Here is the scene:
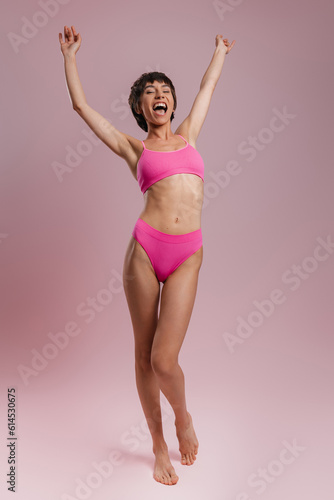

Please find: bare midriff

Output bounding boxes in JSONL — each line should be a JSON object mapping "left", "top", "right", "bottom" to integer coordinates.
{"left": 138, "top": 173, "right": 204, "bottom": 235}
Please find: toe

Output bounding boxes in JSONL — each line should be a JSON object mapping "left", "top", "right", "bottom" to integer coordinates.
{"left": 169, "top": 468, "right": 178, "bottom": 484}
{"left": 153, "top": 473, "right": 160, "bottom": 483}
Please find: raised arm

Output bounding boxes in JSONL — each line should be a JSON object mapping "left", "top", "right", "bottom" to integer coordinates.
{"left": 58, "top": 26, "right": 138, "bottom": 175}
{"left": 175, "top": 35, "right": 235, "bottom": 145}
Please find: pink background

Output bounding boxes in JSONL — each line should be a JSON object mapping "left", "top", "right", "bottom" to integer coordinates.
{"left": 1, "top": 0, "right": 333, "bottom": 498}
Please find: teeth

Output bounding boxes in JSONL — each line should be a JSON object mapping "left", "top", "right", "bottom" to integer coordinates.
{"left": 153, "top": 103, "right": 167, "bottom": 110}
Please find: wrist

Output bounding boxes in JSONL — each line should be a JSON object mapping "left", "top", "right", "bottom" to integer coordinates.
{"left": 215, "top": 45, "right": 227, "bottom": 56}
{"left": 63, "top": 52, "right": 76, "bottom": 62}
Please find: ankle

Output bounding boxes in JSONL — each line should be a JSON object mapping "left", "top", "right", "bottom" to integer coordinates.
{"left": 152, "top": 438, "right": 168, "bottom": 454}
{"left": 174, "top": 411, "right": 190, "bottom": 430}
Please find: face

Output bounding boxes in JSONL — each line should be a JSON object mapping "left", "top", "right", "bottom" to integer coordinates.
{"left": 137, "top": 80, "right": 175, "bottom": 125}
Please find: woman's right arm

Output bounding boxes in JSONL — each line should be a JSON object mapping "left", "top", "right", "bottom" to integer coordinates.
{"left": 59, "top": 26, "right": 138, "bottom": 173}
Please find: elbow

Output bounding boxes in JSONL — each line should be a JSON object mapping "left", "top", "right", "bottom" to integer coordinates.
{"left": 73, "top": 104, "right": 81, "bottom": 113}
{"left": 73, "top": 102, "right": 87, "bottom": 114}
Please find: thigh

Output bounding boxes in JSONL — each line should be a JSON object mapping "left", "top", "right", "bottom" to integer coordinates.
{"left": 152, "top": 246, "right": 203, "bottom": 359}
{"left": 123, "top": 236, "right": 161, "bottom": 358}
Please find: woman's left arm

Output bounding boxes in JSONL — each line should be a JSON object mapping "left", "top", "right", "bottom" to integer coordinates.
{"left": 201, "top": 35, "right": 235, "bottom": 88}
{"left": 175, "top": 35, "right": 235, "bottom": 144}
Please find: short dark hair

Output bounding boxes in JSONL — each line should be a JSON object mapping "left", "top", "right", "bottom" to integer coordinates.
{"left": 128, "top": 72, "right": 177, "bottom": 132}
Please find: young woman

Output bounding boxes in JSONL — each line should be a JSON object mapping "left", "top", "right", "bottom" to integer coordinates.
{"left": 59, "top": 26, "right": 235, "bottom": 486}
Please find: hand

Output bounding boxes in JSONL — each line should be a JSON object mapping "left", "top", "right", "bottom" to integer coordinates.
{"left": 215, "top": 34, "right": 235, "bottom": 54}
{"left": 59, "top": 25, "right": 81, "bottom": 57}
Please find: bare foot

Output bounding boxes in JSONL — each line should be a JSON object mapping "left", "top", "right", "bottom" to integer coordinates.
{"left": 153, "top": 444, "right": 179, "bottom": 485}
{"left": 175, "top": 412, "right": 199, "bottom": 465}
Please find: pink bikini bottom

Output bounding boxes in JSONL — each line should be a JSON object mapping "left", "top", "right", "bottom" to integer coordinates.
{"left": 132, "top": 218, "right": 203, "bottom": 283}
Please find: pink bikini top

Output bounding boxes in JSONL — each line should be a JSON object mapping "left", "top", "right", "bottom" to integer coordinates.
{"left": 137, "top": 134, "right": 204, "bottom": 194}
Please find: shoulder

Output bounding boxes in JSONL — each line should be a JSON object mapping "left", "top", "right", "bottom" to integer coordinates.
{"left": 174, "top": 125, "right": 197, "bottom": 149}
{"left": 121, "top": 134, "right": 144, "bottom": 173}
{"left": 125, "top": 134, "right": 144, "bottom": 155}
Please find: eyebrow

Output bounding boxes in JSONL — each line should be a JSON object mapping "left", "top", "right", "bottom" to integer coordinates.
{"left": 144, "top": 84, "right": 170, "bottom": 90}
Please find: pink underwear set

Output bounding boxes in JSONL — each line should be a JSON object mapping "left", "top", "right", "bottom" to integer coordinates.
{"left": 132, "top": 134, "right": 204, "bottom": 283}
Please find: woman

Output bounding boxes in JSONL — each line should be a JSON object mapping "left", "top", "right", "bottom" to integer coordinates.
{"left": 59, "top": 26, "right": 235, "bottom": 486}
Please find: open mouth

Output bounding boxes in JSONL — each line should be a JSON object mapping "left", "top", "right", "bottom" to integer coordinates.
{"left": 153, "top": 102, "right": 167, "bottom": 115}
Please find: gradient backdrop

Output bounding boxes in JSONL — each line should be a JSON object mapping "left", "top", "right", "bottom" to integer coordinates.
{"left": 1, "top": 0, "right": 334, "bottom": 498}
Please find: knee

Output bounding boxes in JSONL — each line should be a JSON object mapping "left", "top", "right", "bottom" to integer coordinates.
{"left": 151, "top": 351, "right": 177, "bottom": 377}
{"left": 135, "top": 351, "right": 153, "bottom": 373}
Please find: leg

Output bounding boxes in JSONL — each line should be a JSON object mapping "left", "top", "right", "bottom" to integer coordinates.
{"left": 123, "top": 236, "right": 179, "bottom": 485}
{"left": 151, "top": 246, "right": 203, "bottom": 465}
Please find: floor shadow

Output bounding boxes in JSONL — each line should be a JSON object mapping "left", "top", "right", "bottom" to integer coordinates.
{"left": 107, "top": 446, "right": 181, "bottom": 469}
{"left": 113, "top": 447, "right": 155, "bottom": 469}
